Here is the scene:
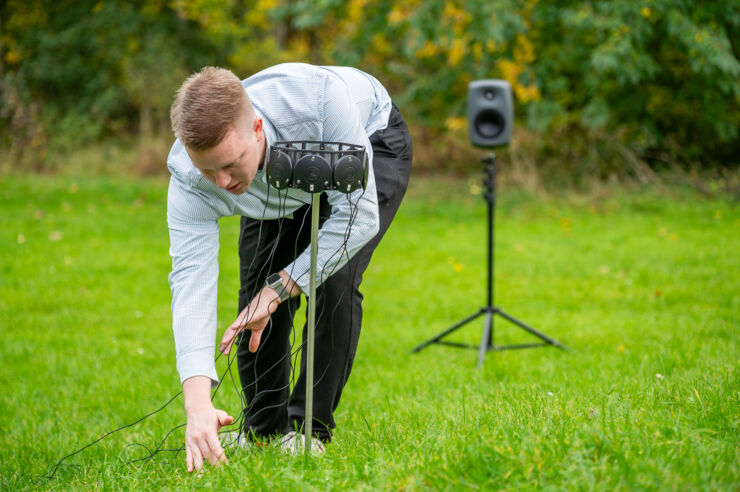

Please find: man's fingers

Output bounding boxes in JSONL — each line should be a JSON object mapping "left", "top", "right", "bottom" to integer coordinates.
{"left": 249, "top": 328, "right": 263, "bottom": 353}
{"left": 219, "top": 306, "right": 254, "bottom": 353}
{"left": 219, "top": 326, "right": 238, "bottom": 354}
{"left": 191, "top": 444, "right": 204, "bottom": 472}
{"left": 216, "top": 410, "right": 234, "bottom": 428}
{"left": 206, "top": 434, "right": 228, "bottom": 467}
{"left": 186, "top": 445, "right": 193, "bottom": 473}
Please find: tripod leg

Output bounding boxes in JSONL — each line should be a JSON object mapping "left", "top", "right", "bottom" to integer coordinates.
{"left": 411, "top": 309, "right": 486, "bottom": 353}
{"left": 477, "top": 309, "right": 493, "bottom": 368}
{"left": 495, "top": 308, "right": 571, "bottom": 352}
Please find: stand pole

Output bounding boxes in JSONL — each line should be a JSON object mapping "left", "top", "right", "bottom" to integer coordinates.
{"left": 304, "top": 193, "right": 320, "bottom": 457}
{"left": 412, "top": 153, "right": 570, "bottom": 363}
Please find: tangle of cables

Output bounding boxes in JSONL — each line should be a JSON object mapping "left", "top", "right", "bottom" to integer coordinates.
{"left": 42, "top": 142, "right": 369, "bottom": 483}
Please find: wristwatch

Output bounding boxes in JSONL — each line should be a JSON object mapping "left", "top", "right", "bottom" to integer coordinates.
{"left": 265, "top": 273, "right": 291, "bottom": 303}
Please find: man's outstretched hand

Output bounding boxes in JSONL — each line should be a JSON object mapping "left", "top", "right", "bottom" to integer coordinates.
{"left": 219, "top": 286, "right": 280, "bottom": 355}
{"left": 183, "top": 376, "right": 233, "bottom": 473}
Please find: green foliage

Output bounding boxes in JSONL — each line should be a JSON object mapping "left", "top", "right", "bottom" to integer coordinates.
{"left": 1, "top": 0, "right": 738, "bottom": 170}
{"left": 1, "top": 0, "right": 219, "bottom": 162}
{"left": 526, "top": 1, "right": 740, "bottom": 164}
{"left": 1, "top": 175, "right": 738, "bottom": 489}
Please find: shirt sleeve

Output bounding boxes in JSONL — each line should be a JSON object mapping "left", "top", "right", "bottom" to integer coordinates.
{"left": 167, "top": 176, "right": 221, "bottom": 386}
{"left": 283, "top": 75, "right": 381, "bottom": 292}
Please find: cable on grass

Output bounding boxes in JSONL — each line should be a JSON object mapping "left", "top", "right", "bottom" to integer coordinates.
{"left": 42, "top": 184, "right": 369, "bottom": 481}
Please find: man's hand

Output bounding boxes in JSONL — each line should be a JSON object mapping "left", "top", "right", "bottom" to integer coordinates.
{"left": 183, "top": 376, "right": 233, "bottom": 473}
{"left": 219, "top": 286, "right": 280, "bottom": 355}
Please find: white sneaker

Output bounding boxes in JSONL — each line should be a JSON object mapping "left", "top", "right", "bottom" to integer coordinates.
{"left": 220, "top": 431, "right": 269, "bottom": 450}
{"left": 277, "top": 431, "right": 326, "bottom": 455}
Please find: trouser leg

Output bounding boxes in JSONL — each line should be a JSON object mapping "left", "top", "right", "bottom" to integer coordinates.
{"left": 287, "top": 103, "right": 413, "bottom": 441}
{"left": 237, "top": 103, "right": 413, "bottom": 442}
{"left": 236, "top": 214, "right": 307, "bottom": 439}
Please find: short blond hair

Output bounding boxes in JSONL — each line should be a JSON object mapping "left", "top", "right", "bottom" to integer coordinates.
{"left": 170, "top": 67, "right": 255, "bottom": 150}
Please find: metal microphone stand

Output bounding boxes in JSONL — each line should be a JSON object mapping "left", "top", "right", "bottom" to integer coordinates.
{"left": 303, "top": 193, "right": 320, "bottom": 457}
{"left": 412, "top": 153, "right": 569, "bottom": 366}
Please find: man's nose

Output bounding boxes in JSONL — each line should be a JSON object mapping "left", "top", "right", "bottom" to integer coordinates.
{"left": 215, "top": 170, "right": 230, "bottom": 188}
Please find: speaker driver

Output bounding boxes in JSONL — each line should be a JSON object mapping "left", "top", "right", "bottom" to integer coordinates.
{"left": 475, "top": 109, "right": 505, "bottom": 139}
{"left": 333, "top": 154, "right": 364, "bottom": 193}
{"left": 265, "top": 149, "right": 293, "bottom": 189}
{"left": 293, "top": 154, "right": 332, "bottom": 193}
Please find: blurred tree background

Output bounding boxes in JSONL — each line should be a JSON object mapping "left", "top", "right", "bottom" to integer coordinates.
{"left": 1, "top": 0, "right": 738, "bottom": 183}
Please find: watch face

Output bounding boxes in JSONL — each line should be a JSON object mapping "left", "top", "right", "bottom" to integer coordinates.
{"left": 266, "top": 274, "right": 287, "bottom": 301}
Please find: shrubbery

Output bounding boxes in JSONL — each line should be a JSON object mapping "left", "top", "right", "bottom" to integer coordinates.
{"left": 1, "top": 0, "right": 738, "bottom": 174}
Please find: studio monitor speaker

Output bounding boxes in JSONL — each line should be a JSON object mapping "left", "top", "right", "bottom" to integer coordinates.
{"left": 467, "top": 79, "right": 513, "bottom": 148}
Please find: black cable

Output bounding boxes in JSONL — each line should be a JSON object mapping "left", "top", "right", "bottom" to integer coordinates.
{"left": 44, "top": 390, "right": 182, "bottom": 480}
{"left": 43, "top": 177, "right": 370, "bottom": 482}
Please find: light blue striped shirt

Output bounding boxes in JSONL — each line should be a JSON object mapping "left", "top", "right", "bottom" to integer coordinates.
{"left": 167, "top": 63, "right": 393, "bottom": 384}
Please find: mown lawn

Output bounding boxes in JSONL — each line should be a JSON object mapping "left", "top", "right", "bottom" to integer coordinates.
{"left": 1, "top": 173, "right": 737, "bottom": 490}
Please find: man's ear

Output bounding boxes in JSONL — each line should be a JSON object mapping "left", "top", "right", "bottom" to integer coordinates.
{"left": 253, "top": 117, "right": 264, "bottom": 141}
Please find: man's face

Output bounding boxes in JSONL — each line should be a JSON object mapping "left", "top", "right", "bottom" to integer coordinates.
{"left": 187, "top": 114, "right": 266, "bottom": 195}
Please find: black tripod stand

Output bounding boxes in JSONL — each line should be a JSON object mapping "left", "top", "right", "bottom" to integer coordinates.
{"left": 412, "top": 153, "right": 569, "bottom": 367}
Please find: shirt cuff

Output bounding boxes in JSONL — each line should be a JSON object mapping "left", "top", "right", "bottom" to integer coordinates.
{"left": 177, "top": 351, "right": 219, "bottom": 388}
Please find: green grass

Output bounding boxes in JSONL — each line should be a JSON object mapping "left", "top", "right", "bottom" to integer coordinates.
{"left": 1, "top": 173, "right": 738, "bottom": 490}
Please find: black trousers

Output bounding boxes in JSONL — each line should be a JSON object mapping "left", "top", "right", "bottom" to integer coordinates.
{"left": 236, "top": 104, "right": 413, "bottom": 441}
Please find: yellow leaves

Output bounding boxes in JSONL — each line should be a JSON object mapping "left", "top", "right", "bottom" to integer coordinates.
{"left": 288, "top": 35, "right": 311, "bottom": 59}
{"left": 246, "top": 0, "right": 278, "bottom": 28}
{"left": 495, "top": 35, "right": 540, "bottom": 103}
{"left": 486, "top": 39, "right": 496, "bottom": 53}
{"left": 371, "top": 33, "right": 391, "bottom": 56}
{"left": 4, "top": 50, "right": 22, "bottom": 65}
{"left": 445, "top": 116, "right": 466, "bottom": 132}
{"left": 513, "top": 34, "right": 535, "bottom": 64}
{"left": 515, "top": 84, "right": 541, "bottom": 103}
{"left": 5, "top": 0, "right": 48, "bottom": 30}
{"left": 497, "top": 59, "right": 522, "bottom": 85}
{"left": 641, "top": 6, "right": 652, "bottom": 19}
{"left": 387, "top": 7, "right": 407, "bottom": 25}
{"left": 417, "top": 33, "right": 471, "bottom": 66}
{"left": 443, "top": 2, "right": 470, "bottom": 24}
{"left": 93, "top": 2, "right": 104, "bottom": 13}
{"left": 443, "top": 1, "right": 472, "bottom": 36}
{"left": 472, "top": 43, "right": 483, "bottom": 61}
{"left": 416, "top": 40, "right": 440, "bottom": 59}
{"left": 347, "top": 0, "right": 369, "bottom": 26}
{"left": 448, "top": 37, "right": 467, "bottom": 65}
